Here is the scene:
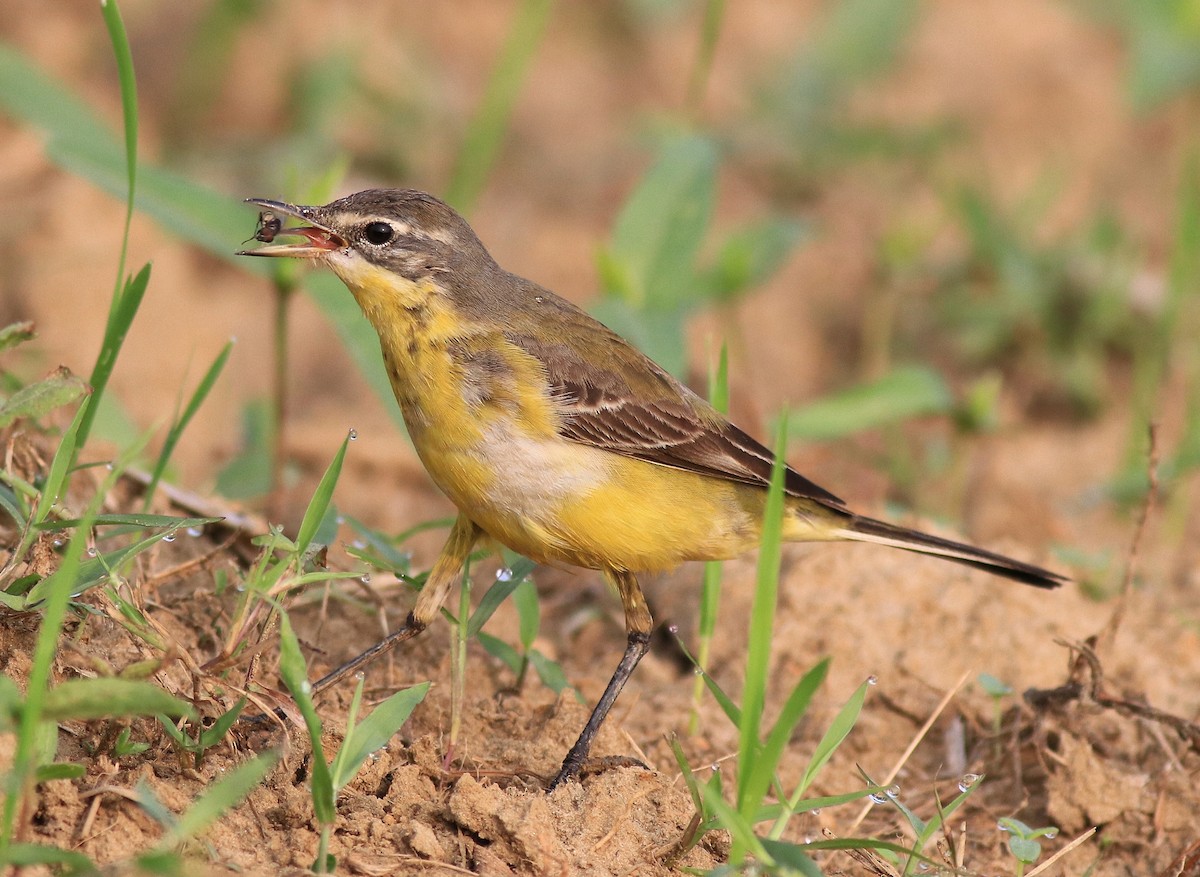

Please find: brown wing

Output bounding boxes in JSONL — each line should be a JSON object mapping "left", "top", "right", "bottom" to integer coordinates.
{"left": 501, "top": 294, "right": 846, "bottom": 509}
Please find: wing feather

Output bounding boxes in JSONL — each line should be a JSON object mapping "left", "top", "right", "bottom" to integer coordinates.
{"left": 504, "top": 318, "right": 845, "bottom": 509}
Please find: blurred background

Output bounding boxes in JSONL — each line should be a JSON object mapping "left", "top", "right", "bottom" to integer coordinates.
{"left": 1, "top": 0, "right": 1198, "bottom": 591}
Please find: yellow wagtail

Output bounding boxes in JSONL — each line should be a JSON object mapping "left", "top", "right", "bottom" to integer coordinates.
{"left": 238, "top": 188, "right": 1064, "bottom": 790}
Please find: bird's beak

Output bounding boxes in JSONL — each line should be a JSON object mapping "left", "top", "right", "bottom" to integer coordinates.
{"left": 235, "top": 198, "right": 347, "bottom": 258}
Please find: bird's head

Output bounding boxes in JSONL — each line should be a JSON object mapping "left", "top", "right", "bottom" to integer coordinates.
{"left": 238, "top": 189, "right": 494, "bottom": 315}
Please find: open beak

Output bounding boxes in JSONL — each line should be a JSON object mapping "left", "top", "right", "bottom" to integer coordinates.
{"left": 235, "top": 198, "right": 347, "bottom": 258}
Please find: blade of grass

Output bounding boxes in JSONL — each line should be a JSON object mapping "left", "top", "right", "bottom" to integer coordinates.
{"left": 466, "top": 557, "right": 536, "bottom": 638}
{"left": 155, "top": 750, "right": 278, "bottom": 851}
{"left": 444, "top": 0, "right": 555, "bottom": 213}
{"left": 277, "top": 612, "right": 334, "bottom": 827}
{"left": 78, "top": 263, "right": 151, "bottom": 450}
{"left": 293, "top": 433, "right": 349, "bottom": 556}
{"left": 690, "top": 343, "right": 729, "bottom": 734}
{"left": 329, "top": 682, "right": 429, "bottom": 792}
{"left": 735, "top": 416, "right": 788, "bottom": 827}
{"left": 100, "top": 0, "right": 137, "bottom": 306}
{"left": 740, "top": 658, "right": 830, "bottom": 819}
{"left": 686, "top": 0, "right": 726, "bottom": 116}
{"left": 42, "top": 679, "right": 193, "bottom": 722}
{"left": 142, "top": 339, "right": 233, "bottom": 511}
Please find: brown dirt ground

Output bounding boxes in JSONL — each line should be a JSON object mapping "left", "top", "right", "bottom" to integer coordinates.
{"left": 3, "top": 2, "right": 1200, "bottom": 875}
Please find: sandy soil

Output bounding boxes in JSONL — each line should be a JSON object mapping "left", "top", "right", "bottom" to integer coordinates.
{"left": 3, "top": 2, "right": 1200, "bottom": 875}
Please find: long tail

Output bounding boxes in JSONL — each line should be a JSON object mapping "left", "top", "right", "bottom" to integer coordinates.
{"left": 836, "top": 515, "right": 1065, "bottom": 589}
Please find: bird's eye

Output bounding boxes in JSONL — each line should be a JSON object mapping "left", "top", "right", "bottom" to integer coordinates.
{"left": 363, "top": 222, "right": 395, "bottom": 245}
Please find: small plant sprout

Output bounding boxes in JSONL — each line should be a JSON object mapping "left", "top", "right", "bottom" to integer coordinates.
{"left": 998, "top": 817, "right": 1059, "bottom": 876}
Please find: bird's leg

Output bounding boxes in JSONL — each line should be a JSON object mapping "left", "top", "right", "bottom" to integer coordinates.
{"left": 312, "top": 514, "right": 481, "bottom": 696}
{"left": 549, "top": 568, "right": 653, "bottom": 790}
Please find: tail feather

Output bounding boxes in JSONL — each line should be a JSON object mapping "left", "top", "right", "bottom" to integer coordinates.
{"left": 837, "top": 515, "right": 1065, "bottom": 589}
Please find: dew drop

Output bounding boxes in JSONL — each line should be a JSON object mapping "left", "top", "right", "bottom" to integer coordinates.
{"left": 352, "top": 539, "right": 367, "bottom": 550}
{"left": 885, "top": 783, "right": 901, "bottom": 799}
{"left": 810, "top": 808, "right": 821, "bottom": 817}
{"left": 866, "top": 674, "right": 878, "bottom": 686}
{"left": 667, "top": 624, "right": 679, "bottom": 634}
{"left": 868, "top": 792, "right": 888, "bottom": 804}
{"left": 1043, "top": 828, "right": 1058, "bottom": 839}
{"left": 300, "top": 681, "right": 312, "bottom": 695}
{"left": 52, "top": 538, "right": 64, "bottom": 548}
{"left": 958, "top": 773, "right": 981, "bottom": 793}
{"left": 360, "top": 573, "right": 372, "bottom": 584}
{"left": 105, "top": 462, "right": 115, "bottom": 471}
{"left": 495, "top": 567, "right": 513, "bottom": 582}
{"left": 354, "top": 671, "right": 365, "bottom": 682}
{"left": 86, "top": 547, "right": 98, "bottom": 557}
{"left": 348, "top": 428, "right": 358, "bottom": 440}
{"left": 186, "top": 526, "right": 203, "bottom": 538}
{"left": 709, "top": 764, "right": 720, "bottom": 773}
{"left": 163, "top": 533, "right": 176, "bottom": 543}
{"left": 916, "top": 863, "right": 930, "bottom": 872}
{"left": 692, "top": 666, "right": 704, "bottom": 676}
{"left": 534, "top": 296, "right": 544, "bottom": 303}
{"left": 998, "top": 821, "right": 1011, "bottom": 832}
{"left": 335, "top": 515, "right": 345, "bottom": 525}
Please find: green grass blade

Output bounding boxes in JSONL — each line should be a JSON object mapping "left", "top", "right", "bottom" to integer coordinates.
{"left": 691, "top": 344, "right": 729, "bottom": 734}
{"left": 741, "top": 658, "right": 829, "bottom": 820}
{"left": 0, "top": 370, "right": 89, "bottom": 429}
{"left": 794, "top": 678, "right": 869, "bottom": 801}
{"left": 477, "top": 632, "right": 523, "bottom": 676}
{"left": 0, "top": 843, "right": 94, "bottom": 873}
{"left": 602, "top": 135, "right": 718, "bottom": 311}
{"left": 294, "top": 433, "right": 349, "bottom": 556}
{"left": 78, "top": 263, "right": 151, "bottom": 449}
{"left": 42, "top": 679, "right": 194, "bottom": 722}
{"left": 330, "top": 682, "right": 429, "bottom": 792}
{"left": 143, "top": 339, "right": 233, "bottom": 511}
{"left": 444, "top": 0, "right": 555, "bottom": 213}
{"left": 512, "top": 577, "right": 539, "bottom": 649}
{"left": 277, "top": 612, "right": 334, "bottom": 826}
{"left": 35, "top": 513, "right": 220, "bottom": 531}
{"left": 466, "top": 557, "right": 536, "bottom": 638}
{"left": 158, "top": 750, "right": 279, "bottom": 849}
{"left": 700, "top": 783, "right": 774, "bottom": 868}
{"left": 99, "top": 0, "right": 137, "bottom": 291}
{"left": 30, "top": 402, "right": 87, "bottom": 527}
{"left": 673, "top": 633, "right": 741, "bottom": 725}
{"left": 686, "top": 0, "right": 726, "bottom": 114}
{"left": 781, "top": 365, "right": 952, "bottom": 442}
{"left": 198, "top": 698, "right": 247, "bottom": 750}
{"left": 735, "top": 417, "right": 788, "bottom": 819}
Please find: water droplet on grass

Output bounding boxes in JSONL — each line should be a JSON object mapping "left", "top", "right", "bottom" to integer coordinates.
{"left": 186, "top": 526, "right": 202, "bottom": 537}
{"left": 495, "top": 568, "right": 513, "bottom": 581}
{"left": 866, "top": 674, "right": 878, "bottom": 686}
{"left": 163, "top": 533, "right": 176, "bottom": 543}
{"left": 959, "top": 773, "right": 981, "bottom": 792}
{"left": 348, "top": 428, "right": 358, "bottom": 440}
{"left": 360, "top": 573, "right": 372, "bottom": 584}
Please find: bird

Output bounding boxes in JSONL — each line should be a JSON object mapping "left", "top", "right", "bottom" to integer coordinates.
{"left": 237, "top": 187, "right": 1064, "bottom": 790}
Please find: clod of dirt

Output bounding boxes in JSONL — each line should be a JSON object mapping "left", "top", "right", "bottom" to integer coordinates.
{"left": 448, "top": 774, "right": 568, "bottom": 875}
